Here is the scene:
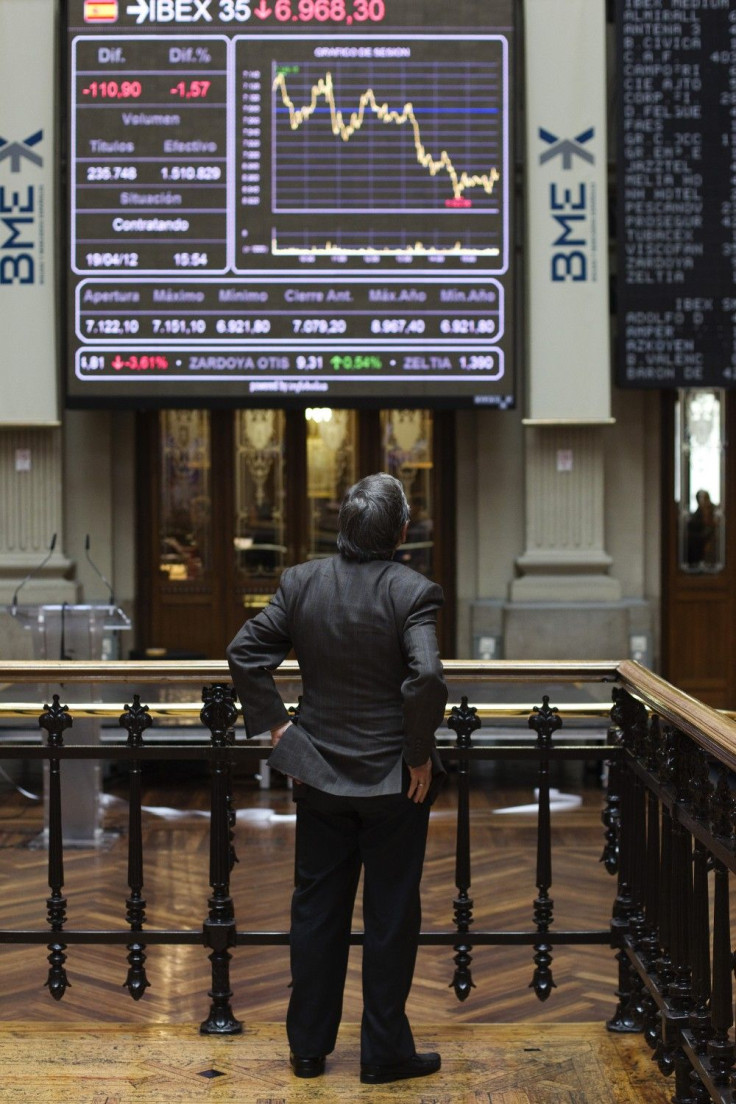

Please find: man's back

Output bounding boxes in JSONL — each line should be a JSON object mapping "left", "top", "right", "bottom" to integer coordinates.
{"left": 227, "top": 553, "right": 446, "bottom": 795}
{"left": 288, "top": 554, "right": 439, "bottom": 728}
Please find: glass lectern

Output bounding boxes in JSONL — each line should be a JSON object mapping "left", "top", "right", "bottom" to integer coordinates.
{"left": 11, "top": 603, "right": 131, "bottom": 846}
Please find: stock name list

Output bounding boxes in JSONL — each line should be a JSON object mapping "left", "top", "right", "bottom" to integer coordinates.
{"left": 618, "top": 0, "right": 736, "bottom": 388}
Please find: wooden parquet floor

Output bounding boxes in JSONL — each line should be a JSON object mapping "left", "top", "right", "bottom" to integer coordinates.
{"left": 0, "top": 1022, "right": 671, "bottom": 1104}
{"left": 0, "top": 762, "right": 674, "bottom": 1101}
{"left": 0, "top": 762, "right": 619, "bottom": 1026}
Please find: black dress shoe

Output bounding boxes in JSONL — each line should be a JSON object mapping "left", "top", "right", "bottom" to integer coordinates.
{"left": 360, "top": 1051, "right": 441, "bottom": 1084}
{"left": 290, "top": 1053, "right": 326, "bottom": 1078}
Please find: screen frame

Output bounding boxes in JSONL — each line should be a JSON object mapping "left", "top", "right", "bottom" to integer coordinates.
{"left": 60, "top": 0, "right": 516, "bottom": 411}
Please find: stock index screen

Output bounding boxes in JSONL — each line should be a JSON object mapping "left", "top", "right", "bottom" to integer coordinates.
{"left": 64, "top": 0, "right": 514, "bottom": 406}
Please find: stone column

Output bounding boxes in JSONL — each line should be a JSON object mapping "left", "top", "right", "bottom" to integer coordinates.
{"left": 504, "top": 425, "right": 628, "bottom": 659}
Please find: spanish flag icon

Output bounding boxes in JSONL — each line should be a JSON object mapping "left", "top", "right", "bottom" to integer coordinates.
{"left": 84, "top": 1, "right": 118, "bottom": 20}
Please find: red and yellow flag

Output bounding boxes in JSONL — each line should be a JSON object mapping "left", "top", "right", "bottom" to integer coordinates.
{"left": 83, "top": 1, "right": 118, "bottom": 21}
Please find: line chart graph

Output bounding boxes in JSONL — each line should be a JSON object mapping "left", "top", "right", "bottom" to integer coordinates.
{"left": 273, "top": 69, "right": 500, "bottom": 206}
{"left": 270, "top": 53, "right": 506, "bottom": 217}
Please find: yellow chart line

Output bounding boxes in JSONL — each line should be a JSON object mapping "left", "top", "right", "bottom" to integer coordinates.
{"left": 273, "top": 70, "right": 500, "bottom": 202}
{"left": 271, "top": 235, "right": 501, "bottom": 257}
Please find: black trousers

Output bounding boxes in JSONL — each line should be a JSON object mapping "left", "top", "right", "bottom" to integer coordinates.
{"left": 286, "top": 783, "right": 431, "bottom": 1065}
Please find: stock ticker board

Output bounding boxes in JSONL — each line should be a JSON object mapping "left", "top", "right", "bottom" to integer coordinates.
{"left": 64, "top": 0, "right": 514, "bottom": 406}
{"left": 617, "top": 0, "right": 736, "bottom": 390}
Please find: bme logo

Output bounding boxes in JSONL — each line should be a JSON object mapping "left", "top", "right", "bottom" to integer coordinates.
{"left": 0, "top": 130, "right": 43, "bottom": 172}
{"left": 0, "top": 130, "right": 44, "bottom": 286}
{"left": 538, "top": 127, "right": 595, "bottom": 283}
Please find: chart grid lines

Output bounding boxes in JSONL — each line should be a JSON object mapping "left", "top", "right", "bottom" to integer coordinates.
{"left": 272, "top": 58, "right": 505, "bottom": 216}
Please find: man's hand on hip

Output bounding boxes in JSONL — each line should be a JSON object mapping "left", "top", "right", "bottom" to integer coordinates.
{"left": 407, "top": 758, "right": 432, "bottom": 803}
{"left": 270, "top": 721, "right": 292, "bottom": 747}
{"left": 270, "top": 722, "right": 303, "bottom": 785}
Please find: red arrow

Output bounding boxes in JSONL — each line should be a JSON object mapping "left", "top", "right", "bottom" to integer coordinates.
{"left": 254, "top": 0, "right": 271, "bottom": 16}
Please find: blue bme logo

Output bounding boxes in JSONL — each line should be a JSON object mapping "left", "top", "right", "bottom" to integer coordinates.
{"left": 538, "top": 127, "right": 595, "bottom": 283}
{"left": 549, "top": 182, "right": 589, "bottom": 282}
{"left": 0, "top": 130, "right": 44, "bottom": 286}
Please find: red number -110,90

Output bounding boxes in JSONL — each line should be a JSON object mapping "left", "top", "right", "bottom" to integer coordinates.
{"left": 81, "top": 81, "right": 142, "bottom": 98}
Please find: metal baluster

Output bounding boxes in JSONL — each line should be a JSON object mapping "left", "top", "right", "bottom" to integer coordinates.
{"left": 685, "top": 742, "right": 714, "bottom": 1082}
{"left": 640, "top": 713, "right": 662, "bottom": 970}
{"left": 687, "top": 840, "right": 714, "bottom": 1104}
{"left": 659, "top": 732, "right": 695, "bottom": 1096}
{"left": 688, "top": 747, "right": 713, "bottom": 824}
{"left": 640, "top": 989, "right": 660, "bottom": 1055}
{"left": 200, "top": 683, "right": 242, "bottom": 1035}
{"left": 607, "top": 687, "right": 643, "bottom": 1033}
{"left": 527, "top": 695, "right": 561, "bottom": 1001}
{"left": 627, "top": 706, "right": 649, "bottom": 953}
{"left": 708, "top": 862, "right": 734, "bottom": 1086}
{"left": 119, "top": 695, "right": 152, "bottom": 1000}
{"left": 39, "top": 695, "right": 72, "bottom": 1000}
{"left": 226, "top": 708, "right": 239, "bottom": 875}
{"left": 669, "top": 820, "right": 694, "bottom": 1104}
{"left": 687, "top": 1068, "right": 712, "bottom": 1104}
{"left": 657, "top": 804, "right": 674, "bottom": 992}
{"left": 710, "top": 767, "right": 735, "bottom": 841}
{"left": 653, "top": 723, "right": 680, "bottom": 999}
{"left": 634, "top": 742, "right": 658, "bottom": 1085}
{"left": 651, "top": 727, "right": 683, "bottom": 1081}
{"left": 649, "top": 800, "right": 675, "bottom": 1076}
{"left": 447, "top": 696, "right": 480, "bottom": 1001}
{"left": 639, "top": 717, "right": 662, "bottom": 1066}
{"left": 609, "top": 689, "right": 636, "bottom": 926}
{"left": 600, "top": 713, "right": 621, "bottom": 875}
{"left": 689, "top": 840, "right": 711, "bottom": 1055}
{"left": 708, "top": 774, "right": 736, "bottom": 1091}
{"left": 669, "top": 790, "right": 693, "bottom": 1013}
{"left": 642, "top": 791, "right": 660, "bottom": 967}
{"left": 629, "top": 774, "right": 647, "bottom": 952}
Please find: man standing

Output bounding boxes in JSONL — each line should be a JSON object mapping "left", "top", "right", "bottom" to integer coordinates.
{"left": 227, "top": 472, "right": 447, "bottom": 1084}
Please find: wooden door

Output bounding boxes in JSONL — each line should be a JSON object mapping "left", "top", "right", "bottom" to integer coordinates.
{"left": 662, "top": 390, "right": 734, "bottom": 707}
{"left": 137, "top": 409, "right": 227, "bottom": 659}
{"left": 136, "top": 408, "right": 456, "bottom": 659}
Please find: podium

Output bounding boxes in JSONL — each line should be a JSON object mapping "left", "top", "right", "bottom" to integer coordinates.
{"left": 10, "top": 604, "right": 131, "bottom": 846}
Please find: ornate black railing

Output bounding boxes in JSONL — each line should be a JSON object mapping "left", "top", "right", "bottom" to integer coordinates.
{"left": 603, "top": 663, "right": 736, "bottom": 1104}
{"left": 1, "top": 658, "right": 736, "bottom": 1102}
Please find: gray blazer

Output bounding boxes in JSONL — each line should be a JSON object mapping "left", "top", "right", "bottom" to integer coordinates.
{"left": 226, "top": 554, "right": 448, "bottom": 797}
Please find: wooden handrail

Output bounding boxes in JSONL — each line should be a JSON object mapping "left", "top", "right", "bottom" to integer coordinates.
{"left": 617, "top": 659, "right": 736, "bottom": 772}
{"left": 0, "top": 658, "right": 621, "bottom": 683}
{"left": 4, "top": 656, "right": 736, "bottom": 768}
{"left": 0, "top": 701, "right": 615, "bottom": 721}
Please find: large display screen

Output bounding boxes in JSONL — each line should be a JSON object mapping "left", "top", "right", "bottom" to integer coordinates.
{"left": 616, "top": 0, "right": 736, "bottom": 389}
{"left": 63, "top": 0, "right": 514, "bottom": 406}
